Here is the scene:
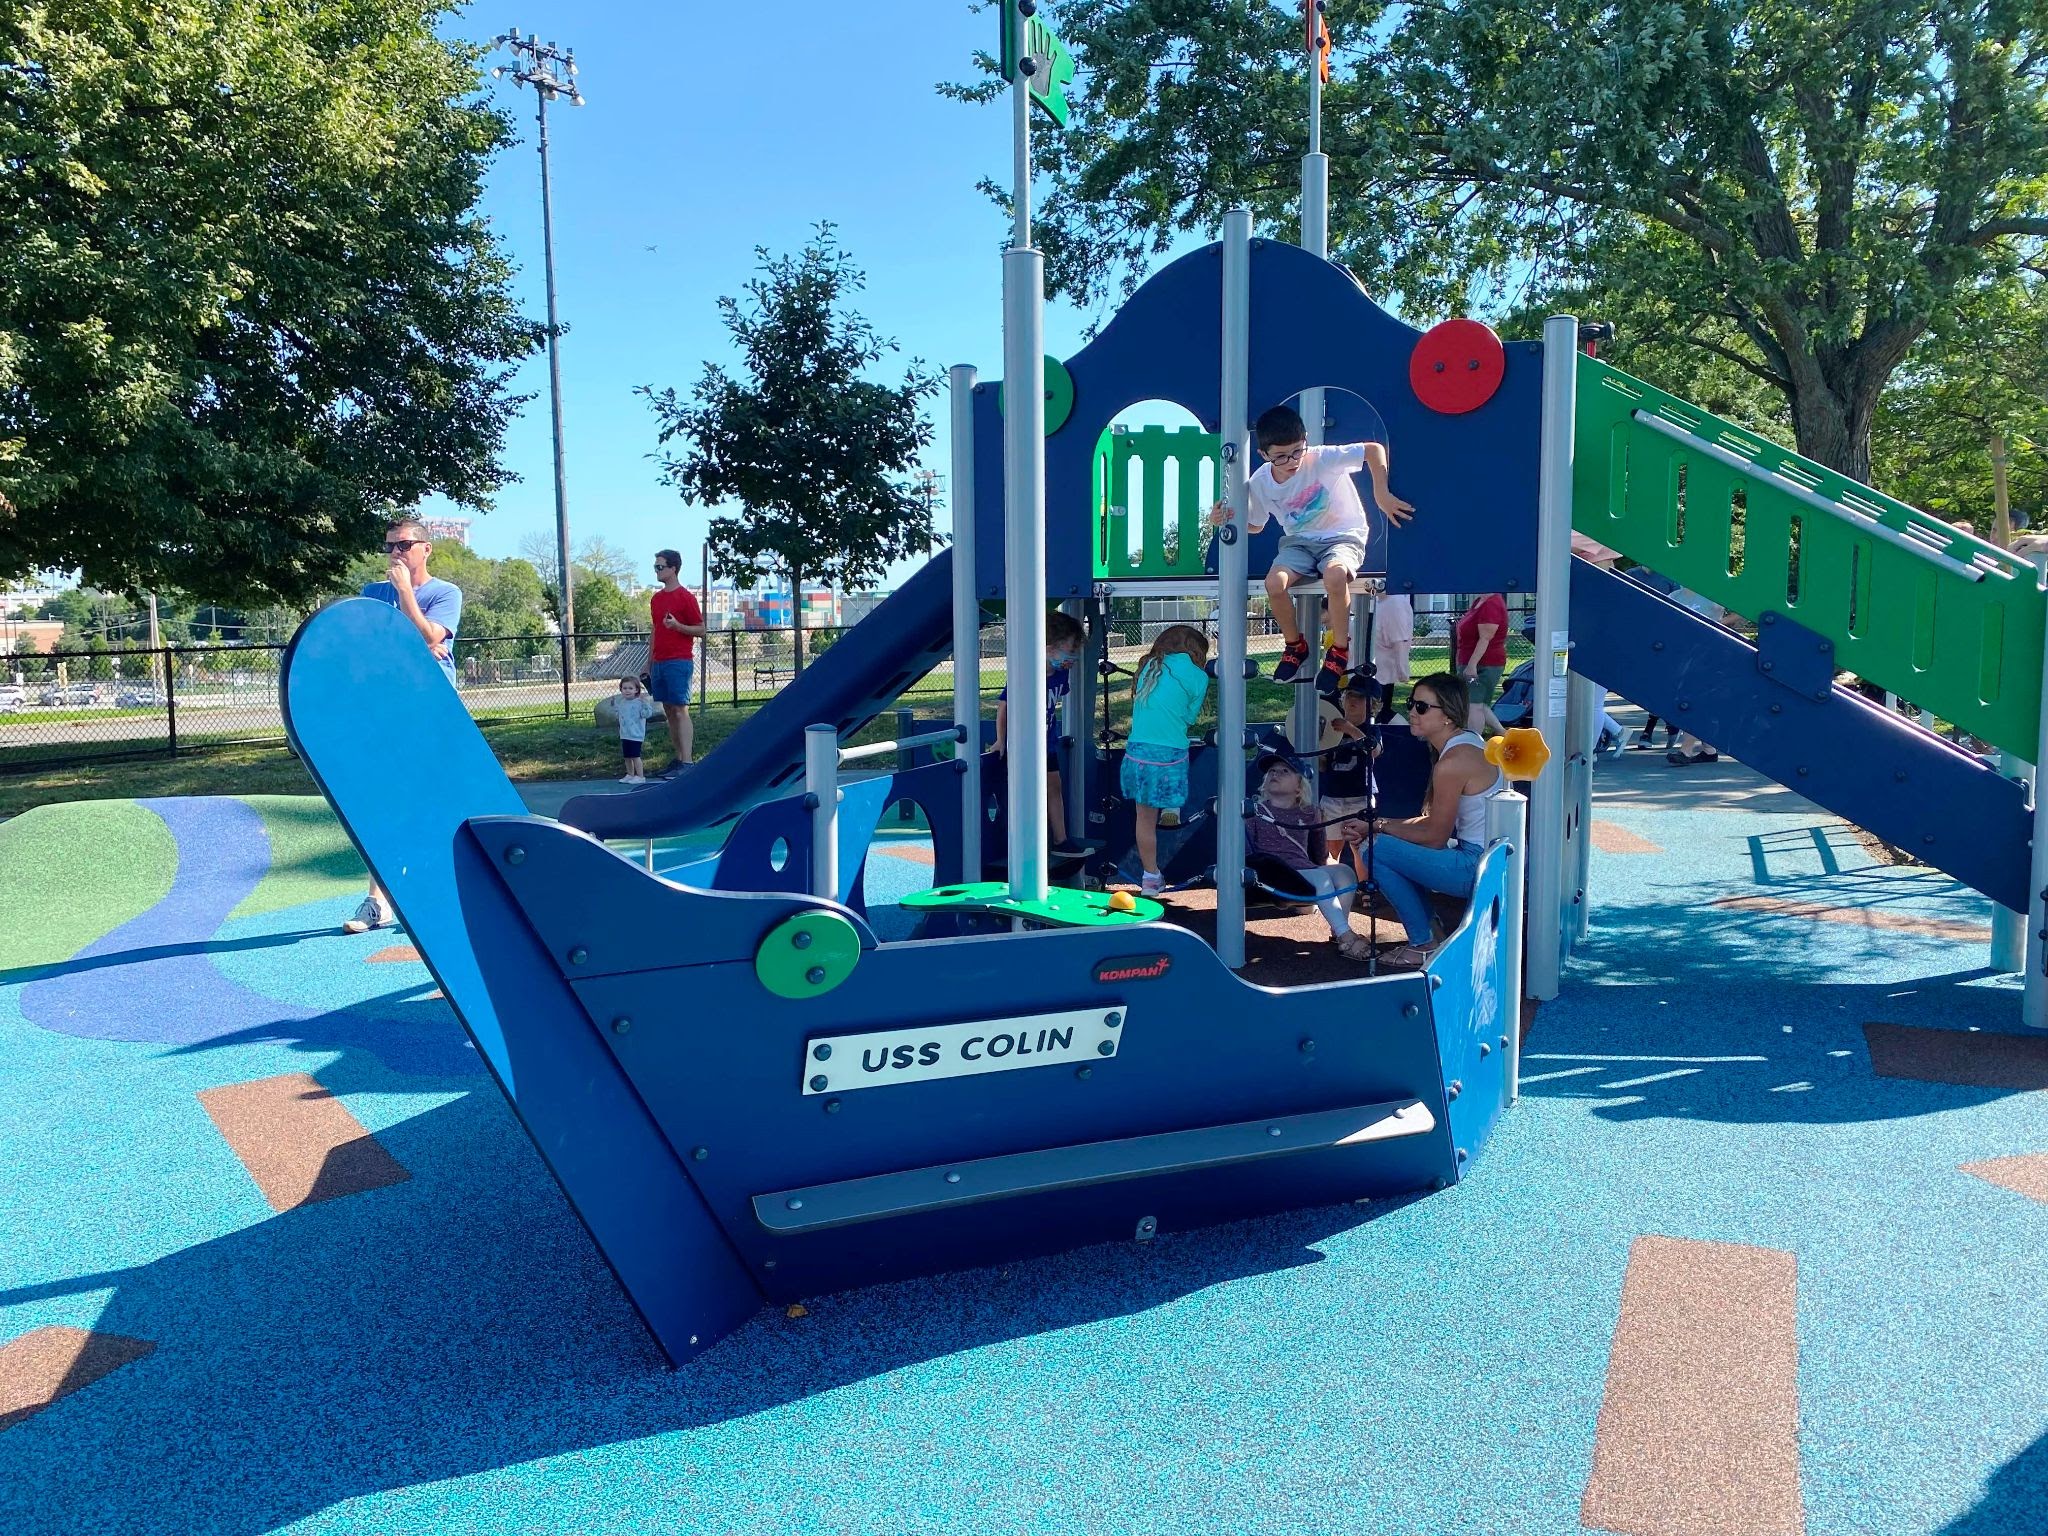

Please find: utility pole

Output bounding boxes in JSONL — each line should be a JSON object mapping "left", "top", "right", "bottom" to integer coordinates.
{"left": 491, "top": 26, "right": 584, "bottom": 680}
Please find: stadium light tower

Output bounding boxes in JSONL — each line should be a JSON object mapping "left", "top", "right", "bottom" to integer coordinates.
{"left": 491, "top": 28, "right": 584, "bottom": 670}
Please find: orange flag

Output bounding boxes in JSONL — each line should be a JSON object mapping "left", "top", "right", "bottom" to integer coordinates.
{"left": 1304, "top": 0, "right": 1331, "bottom": 82}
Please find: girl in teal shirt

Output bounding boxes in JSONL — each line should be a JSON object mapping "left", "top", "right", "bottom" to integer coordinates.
{"left": 1122, "top": 624, "right": 1211, "bottom": 893}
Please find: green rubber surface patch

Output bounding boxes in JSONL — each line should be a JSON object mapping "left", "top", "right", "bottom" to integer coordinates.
{"left": 756, "top": 910, "right": 864, "bottom": 999}
{"left": 900, "top": 881, "right": 1163, "bottom": 927}
{"left": 0, "top": 800, "right": 178, "bottom": 971}
{"left": 229, "top": 795, "right": 364, "bottom": 920}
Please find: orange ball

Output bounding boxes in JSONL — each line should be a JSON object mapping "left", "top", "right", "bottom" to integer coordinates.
{"left": 1107, "top": 890, "right": 1137, "bottom": 912}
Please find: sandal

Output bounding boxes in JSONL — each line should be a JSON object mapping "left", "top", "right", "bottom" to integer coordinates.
{"left": 1379, "top": 942, "right": 1435, "bottom": 970}
{"left": 1336, "top": 933, "right": 1374, "bottom": 962}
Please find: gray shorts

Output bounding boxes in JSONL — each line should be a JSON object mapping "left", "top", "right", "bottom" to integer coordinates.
{"left": 1272, "top": 532, "right": 1368, "bottom": 582}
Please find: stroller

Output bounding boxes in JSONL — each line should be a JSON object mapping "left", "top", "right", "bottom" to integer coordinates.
{"left": 1493, "top": 643, "right": 1622, "bottom": 754}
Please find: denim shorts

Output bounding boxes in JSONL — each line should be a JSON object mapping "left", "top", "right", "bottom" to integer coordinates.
{"left": 1272, "top": 532, "right": 1368, "bottom": 581}
{"left": 1121, "top": 745, "right": 1190, "bottom": 809}
{"left": 648, "top": 658, "right": 694, "bottom": 705}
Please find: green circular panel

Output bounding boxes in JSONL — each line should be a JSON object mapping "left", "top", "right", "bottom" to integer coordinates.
{"left": 997, "top": 355, "right": 1076, "bottom": 436}
{"left": 755, "top": 910, "right": 863, "bottom": 1000}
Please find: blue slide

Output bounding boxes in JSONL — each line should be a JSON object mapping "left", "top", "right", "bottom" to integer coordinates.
{"left": 561, "top": 550, "right": 962, "bottom": 840}
{"left": 1570, "top": 558, "right": 2029, "bottom": 911}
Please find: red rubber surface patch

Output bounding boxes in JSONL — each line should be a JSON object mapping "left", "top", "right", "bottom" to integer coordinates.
{"left": 1410, "top": 318, "right": 1506, "bottom": 414}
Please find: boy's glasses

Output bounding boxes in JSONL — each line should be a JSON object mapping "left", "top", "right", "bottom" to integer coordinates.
{"left": 383, "top": 539, "right": 421, "bottom": 553}
{"left": 1266, "top": 445, "right": 1308, "bottom": 467}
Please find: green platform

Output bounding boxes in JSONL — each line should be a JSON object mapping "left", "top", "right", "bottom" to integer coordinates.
{"left": 900, "top": 882, "right": 1164, "bottom": 927}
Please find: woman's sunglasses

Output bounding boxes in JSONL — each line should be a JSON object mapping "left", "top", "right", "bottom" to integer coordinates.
{"left": 1408, "top": 697, "right": 1440, "bottom": 716}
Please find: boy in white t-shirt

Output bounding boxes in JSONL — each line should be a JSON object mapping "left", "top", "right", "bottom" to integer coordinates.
{"left": 1210, "top": 404, "right": 1414, "bottom": 694}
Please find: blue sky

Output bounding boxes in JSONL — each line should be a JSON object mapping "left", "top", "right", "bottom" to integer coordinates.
{"left": 428, "top": 0, "right": 1189, "bottom": 589}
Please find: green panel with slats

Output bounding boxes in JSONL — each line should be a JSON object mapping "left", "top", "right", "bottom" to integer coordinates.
{"left": 1092, "top": 425, "right": 1221, "bottom": 580}
{"left": 1572, "top": 354, "right": 2044, "bottom": 758}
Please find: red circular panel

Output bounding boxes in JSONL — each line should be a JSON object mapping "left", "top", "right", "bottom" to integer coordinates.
{"left": 1410, "top": 318, "right": 1506, "bottom": 414}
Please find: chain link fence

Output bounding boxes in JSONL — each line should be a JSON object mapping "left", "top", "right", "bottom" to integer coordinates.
{"left": 1, "top": 596, "right": 1549, "bottom": 773}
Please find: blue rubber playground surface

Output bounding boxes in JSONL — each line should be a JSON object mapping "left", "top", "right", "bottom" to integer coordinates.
{"left": 3, "top": 756, "right": 2047, "bottom": 1535}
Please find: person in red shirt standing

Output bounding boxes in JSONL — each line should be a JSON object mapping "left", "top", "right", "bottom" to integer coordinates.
{"left": 1454, "top": 592, "right": 1510, "bottom": 705}
{"left": 648, "top": 549, "right": 706, "bottom": 778}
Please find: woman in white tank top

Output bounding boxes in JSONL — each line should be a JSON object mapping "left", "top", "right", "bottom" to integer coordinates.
{"left": 1339, "top": 672, "right": 1502, "bottom": 969}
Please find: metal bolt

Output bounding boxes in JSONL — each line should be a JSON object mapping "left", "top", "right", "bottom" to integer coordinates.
{"left": 1820, "top": 640, "right": 1832, "bottom": 652}
{"left": 793, "top": 930, "right": 813, "bottom": 949}
{"left": 807, "top": 966, "right": 826, "bottom": 985}
{"left": 1402, "top": 1002, "right": 1420, "bottom": 1018}
{"left": 1097, "top": 1039, "right": 1116, "bottom": 1056}
{"left": 1923, "top": 834, "right": 1936, "bottom": 845}
{"left": 506, "top": 845, "right": 526, "bottom": 865}
{"left": 1761, "top": 660, "right": 1775, "bottom": 672}
{"left": 1434, "top": 360, "right": 1446, "bottom": 373}
{"left": 691, "top": 1146, "right": 708, "bottom": 1161}
{"left": 1770, "top": 703, "right": 1783, "bottom": 714}
{"left": 1797, "top": 766, "right": 1809, "bottom": 777}
{"left": 1762, "top": 612, "right": 1776, "bottom": 625}
{"left": 1895, "top": 770, "right": 1907, "bottom": 783}
{"left": 1430, "top": 974, "right": 1444, "bottom": 992}
{"left": 813, "top": 1042, "right": 832, "bottom": 1061}
{"left": 1448, "top": 1080, "right": 1462, "bottom": 1100}
{"left": 611, "top": 1016, "right": 631, "bottom": 1035}
{"left": 1499, "top": 1035, "right": 1510, "bottom": 1049}
{"left": 1651, "top": 640, "right": 1664, "bottom": 652}
{"left": 568, "top": 946, "right": 588, "bottom": 966}
{"left": 944, "top": 1171, "right": 961, "bottom": 1184}
{"left": 763, "top": 1258, "right": 777, "bottom": 1269}
{"left": 823, "top": 1098, "right": 841, "bottom": 1114}
{"left": 786, "top": 1197, "right": 804, "bottom": 1211}
{"left": 1075, "top": 1066, "right": 1093, "bottom": 1080}
{"left": 808, "top": 1074, "right": 828, "bottom": 1091}
{"left": 1300, "top": 1037, "right": 1316, "bottom": 1054}
{"left": 1268, "top": 1125, "right": 1283, "bottom": 1137}
{"left": 1456, "top": 1147, "right": 1469, "bottom": 1164}
{"left": 1104, "top": 1011, "right": 1122, "bottom": 1028}
{"left": 1479, "top": 1042, "right": 1491, "bottom": 1058}
{"left": 1678, "top": 701, "right": 1691, "bottom": 712}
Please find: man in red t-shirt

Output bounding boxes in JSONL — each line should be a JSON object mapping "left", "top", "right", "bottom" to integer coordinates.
{"left": 648, "top": 548, "right": 706, "bottom": 776}
{"left": 1454, "top": 592, "right": 1510, "bottom": 705}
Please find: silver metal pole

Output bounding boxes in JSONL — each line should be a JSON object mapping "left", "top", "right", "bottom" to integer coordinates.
{"left": 949, "top": 364, "right": 983, "bottom": 880}
{"left": 535, "top": 85, "right": 575, "bottom": 678}
{"left": 1994, "top": 748, "right": 2027, "bottom": 972}
{"left": 1060, "top": 595, "right": 1087, "bottom": 844}
{"left": 805, "top": 723, "right": 839, "bottom": 901}
{"left": 2026, "top": 642, "right": 2048, "bottom": 1026}
{"left": 1003, "top": 15, "right": 1048, "bottom": 905}
{"left": 1216, "top": 209, "right": 1253, "bottom": 969}
{"left": 1564, "top": 670, "right": 1601, "bottom": 945}
{"left": 1488, "top": 790, "right": 1529, "bottom": 1105}
{"left": 1291, "top": 590, "right": 1321, "bottom": 775}
{"left": 1526, "top": 314, "right": 1579, "bottom": 1000}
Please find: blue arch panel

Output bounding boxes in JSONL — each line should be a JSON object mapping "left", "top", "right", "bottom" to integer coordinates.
{"left": 973, "top": 239, "right": 1542, "bottom": 600}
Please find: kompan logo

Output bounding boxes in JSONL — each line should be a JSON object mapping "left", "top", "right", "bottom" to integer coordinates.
{"left": 1093, "top": 953, "right": 1172, "bottom": 984}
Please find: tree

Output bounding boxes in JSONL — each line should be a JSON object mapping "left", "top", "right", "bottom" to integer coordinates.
{"left": 0, "top": 1, "right": 536, "bottom": 606}
{"left": 966, "top": 0, "right": 2048, "bottom": 480}
{"left": 1870, "top": 275, "right": 2048, "bottom": 534}
{"left": 518, "top": 531, "right": 642, "bottom": 595}
{"left": 642, "top": 226, "right": 939, "bottom": 673}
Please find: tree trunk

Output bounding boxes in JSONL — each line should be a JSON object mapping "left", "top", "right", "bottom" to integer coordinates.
{"left": 791, "top": 561, "right": 805, "bottom": 675}
{"left": 1785, "top": 376, "right": 1875, "bottom": 484}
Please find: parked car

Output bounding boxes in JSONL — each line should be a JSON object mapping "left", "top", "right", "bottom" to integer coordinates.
{"left": 115, "top": 686, "right": 165, "bottom": 708}
{"left": 40, "top": 683, "right": 101, "bottom": 706}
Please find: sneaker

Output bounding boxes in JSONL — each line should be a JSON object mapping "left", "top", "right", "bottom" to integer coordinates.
{"left": 657, "top": 761, "right": 692, "bottom": 780}
{"left": 1140, "top": 872, "right": 1164, "bottom": 895}
{"left": 1315, "top": 646, "right": 1351, "bottom": 695}
{"left": 1271, "top": 638, "right": 1312, "bottom": 683}
{"left": 1159, "top": 808, "right": 1182, "bottom": 829}
{"left": 1050, "top": 837, "right": 1102, "bottom": 859}
{"left": 342, "top": 894, "right": 392, "bottom": 935}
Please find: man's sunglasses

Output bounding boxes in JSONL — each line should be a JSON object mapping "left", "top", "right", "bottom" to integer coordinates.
{"left": 383, "top": 539, "right": 422, "bottom": 553}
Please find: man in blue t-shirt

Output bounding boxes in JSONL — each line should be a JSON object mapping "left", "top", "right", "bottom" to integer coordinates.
{"left": 343, "top": 517, "right": 464, "bottom": 933}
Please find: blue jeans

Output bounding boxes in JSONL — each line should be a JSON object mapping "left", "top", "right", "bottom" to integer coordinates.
{"left": 1371, "top": 835, "right": 1482, "bottom": 944}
